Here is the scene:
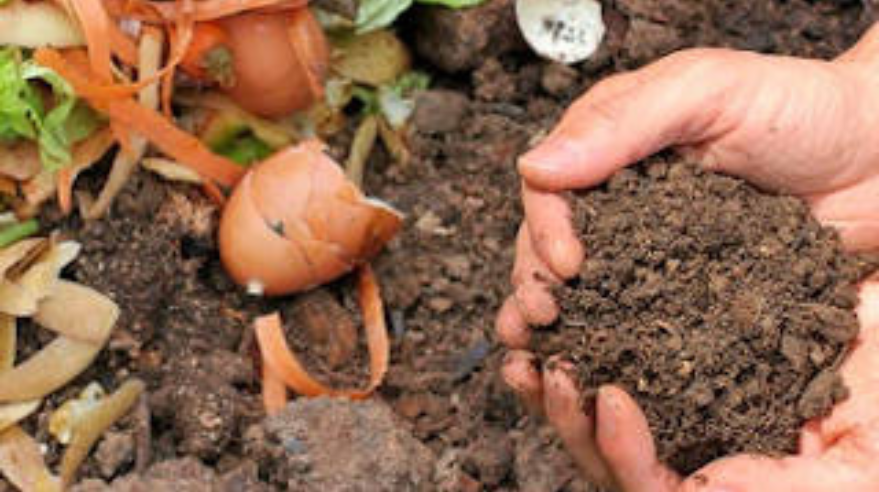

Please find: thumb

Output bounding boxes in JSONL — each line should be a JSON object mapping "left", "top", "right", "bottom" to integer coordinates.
{"left": 835, "top": 23, "right": 879, "bottom": 64}
{"left": 519, "top": 49, "right": 741, "bottom": 191}
{"left": 680, "top": 453, "right": 878, "bottom": 492}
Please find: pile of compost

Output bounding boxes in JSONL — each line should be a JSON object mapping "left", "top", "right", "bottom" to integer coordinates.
{"left": 536, "top": 155, "right": 877, "bottom": 473}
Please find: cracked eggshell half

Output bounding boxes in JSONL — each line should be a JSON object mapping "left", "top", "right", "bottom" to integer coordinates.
{"left": 219, "top": 141, "right": 403, "bottom": 296}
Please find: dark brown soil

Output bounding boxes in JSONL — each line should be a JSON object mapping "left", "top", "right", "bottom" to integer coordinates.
{"left": 536, "top": 157, "right": 877, "bottom": 474}
{"left": 11, "top": 1, "right": 878, "bottom": 491}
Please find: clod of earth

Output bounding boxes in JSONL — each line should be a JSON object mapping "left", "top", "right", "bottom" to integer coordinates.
{"left": 535, "top": 156, "right": 878, "bottom": 474}
{"left": 246, "top": 397, "right": 436, "bottom": 490}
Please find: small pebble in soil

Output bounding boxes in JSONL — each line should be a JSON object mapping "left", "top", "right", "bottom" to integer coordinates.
{"left": 94, "top": 431, "right": 135, "bottom": 479}
{"left": 535, "top": 155, "right": 879, "bottom": 474}
{"left": 413, "top": 90, "right": 470, "bottom": 135}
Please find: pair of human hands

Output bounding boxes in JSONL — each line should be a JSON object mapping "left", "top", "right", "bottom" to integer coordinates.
{"left": 497, "top": 25, "right": 879, "bottom": 492}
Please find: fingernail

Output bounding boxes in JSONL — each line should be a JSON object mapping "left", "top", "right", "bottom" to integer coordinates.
{"left": 520, "top": 139, "right": 575, "bottom": 174}
{"left": 549, "top": 238, "right": 583, "bottom": 279}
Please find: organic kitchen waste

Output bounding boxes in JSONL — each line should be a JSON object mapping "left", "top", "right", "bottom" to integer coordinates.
{"left": 0, "top": 0, "right": 453, "bottom": 487}
{"left": 0, "top": 0, "right": 876, "bottom": 490}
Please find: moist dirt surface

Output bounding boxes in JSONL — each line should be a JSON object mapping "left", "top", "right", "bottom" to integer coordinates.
{"left": 535, "top": 158, "right": 877, "bottom": 474}
{"left": 11, "top": 1, "right": 878, "bottom": 491}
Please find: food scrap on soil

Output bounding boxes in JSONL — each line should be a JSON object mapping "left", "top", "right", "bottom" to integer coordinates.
{"left": 0, "top": 237, "right": 141, "bottom": 489}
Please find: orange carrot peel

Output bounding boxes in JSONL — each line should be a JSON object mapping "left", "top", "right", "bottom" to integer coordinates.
{"left": 261, "top": 362, "right": 288, "bottom": 415}
{"left": 105, "top": 0, "right": 309, "bottom": 23}
{"left": 254, "top": 265, "right": 390, "bottom": 403}
{"left": 34, "top": 48, "right": 244, "bottom": 189}
{"left": 39, "top": 0, "right": 248, "bottom": 192}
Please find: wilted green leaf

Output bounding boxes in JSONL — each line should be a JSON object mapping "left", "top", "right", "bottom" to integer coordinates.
{"left": 355, "top": 0, "right": 413, "bottom": 33}
{"left": 0, "top": 48, "right": 99, "bottom": 171}
{"left": 417, "top": 0, "right": 484, "bottom": 6}
{"left": 212, "top": 133, "right": 273, "bottom": 166}
{"left": 355, "top": 0, "right": 485, "bottom": 33}
{"left": 378, "top": 71, "right": 430, "bottom": 128}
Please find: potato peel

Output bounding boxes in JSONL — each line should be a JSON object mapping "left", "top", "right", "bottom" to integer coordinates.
{"left": 0, "top": 281, "right": 118, "bottom": 402}
{"left": 34, "top": 280, "right": 119, "bottom": 345}
{"left": 0, "top": 239, "right": 44, "bottom": 279}
{"left": 141, "top": 157, "right": 205, "bottom": 184}
{"left": 59, "top": 379, "right": 145, "bottom": 486}
{"left": 49, "top": 383, "right": 105, "bottom": 445}
{"left": 0, "top": 400, "right": 42, "bottom": 435}
{"left": 0, "top": 314, "right": 16, "bottom": 370}
{"left": 0, "top": 241, "right": 81, "bottom": 317}
{"left": 0, "top": 0, "right": 84, "bottom": 49}
{"left": 0, "top": 336, "right": 103, "bottom": 402}
{"left": 255, "top": 265, "right": 390, "bottom": 401}
{"left": 0, "top": 426, "right": 60, "bottom": 492}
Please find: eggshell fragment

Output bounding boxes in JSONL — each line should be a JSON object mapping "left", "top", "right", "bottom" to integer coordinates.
{"left": 219, "top": 140, "right": 403, "bottom": 296}
{"left": 515, "top": 0, "right": 606, "bottom": 64}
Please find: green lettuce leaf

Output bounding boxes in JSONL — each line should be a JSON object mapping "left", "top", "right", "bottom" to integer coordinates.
{"left": 351, "top": 70, "right": 430, "bottom": 128}
{"left": 0, "top": 48, "right": 100, "bottom": 171}
{"left": 356, "top": 0, "right": 484, "bottom": 33}
{"left": 416, "top": 0, "right": 484, "bottom": 6}
{"left": 211, "top": 132, "right": 273, "bottom": 166}
{"left": 355, "top": 0, "right": 413, "bottom": 33}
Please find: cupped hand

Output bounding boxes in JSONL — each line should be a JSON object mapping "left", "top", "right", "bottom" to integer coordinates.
{"left": 503, "top": 281, "right": 879, "bottom": 492}
{"left": 497, "top": 24, "right": 879, "bottom": 492}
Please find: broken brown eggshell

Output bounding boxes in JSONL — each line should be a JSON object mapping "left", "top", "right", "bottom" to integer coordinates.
{"left": 219, "top": 140, "right": 403, "bottom": 296}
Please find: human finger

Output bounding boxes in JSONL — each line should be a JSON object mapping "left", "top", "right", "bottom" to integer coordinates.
{"left": 512, "top": 224, "right": 561, "bottom": 286}
{"left": 808, "top": 176, "right": 879, "bottom": 252}
{"left": 835, "top": 23, "right": 879, "bottom": 64}
{"left": 519, "top": 49, "right": 740, "bottom": 191}
{"left": 679, "top": 453, "right": 877, "bottom": 492}
{"left": 812, "top": 280, "right": 879, "bottom": 444}
{"left": 496, "top": 296, "right": 531, "bottom": 349}
{"left": 514, "top": 282, "right": 558, "bottom": 326}
{"left": 501, "top": 350, "right": 544, "bottom": 416}
{"left": 512, "top": 226, "right": 560, "bottom": 326}
{"left": 543, "top": 360, "right": 616, "bottom": 489}
{"left": 595, "top": 385, "right": 681, "bottom": 492}
{"left": 522, "top": 182, "right": 585, "bottom": 280}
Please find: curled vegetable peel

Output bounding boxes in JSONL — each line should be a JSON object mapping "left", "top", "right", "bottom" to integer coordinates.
{"left": 255, "top": 265, "right": 390, "bottom": 401}
{"left": 219, "top": 140, "right": 403, "bottom": 296}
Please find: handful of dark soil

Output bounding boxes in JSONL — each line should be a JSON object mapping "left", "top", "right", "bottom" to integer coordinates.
{"left": 534, "top": 155, "right": 877, "bottom": 474}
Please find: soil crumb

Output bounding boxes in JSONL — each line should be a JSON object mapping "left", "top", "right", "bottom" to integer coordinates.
{"left": 535, "top": 155, "right": 877, "bottom": 474}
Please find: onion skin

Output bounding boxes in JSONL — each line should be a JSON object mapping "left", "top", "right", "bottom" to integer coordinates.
{"left": 219, "top": 141, "right": 403, "bottom": 296}
{"left": 220, "top": 9, "right": 329, "bottom": 118}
